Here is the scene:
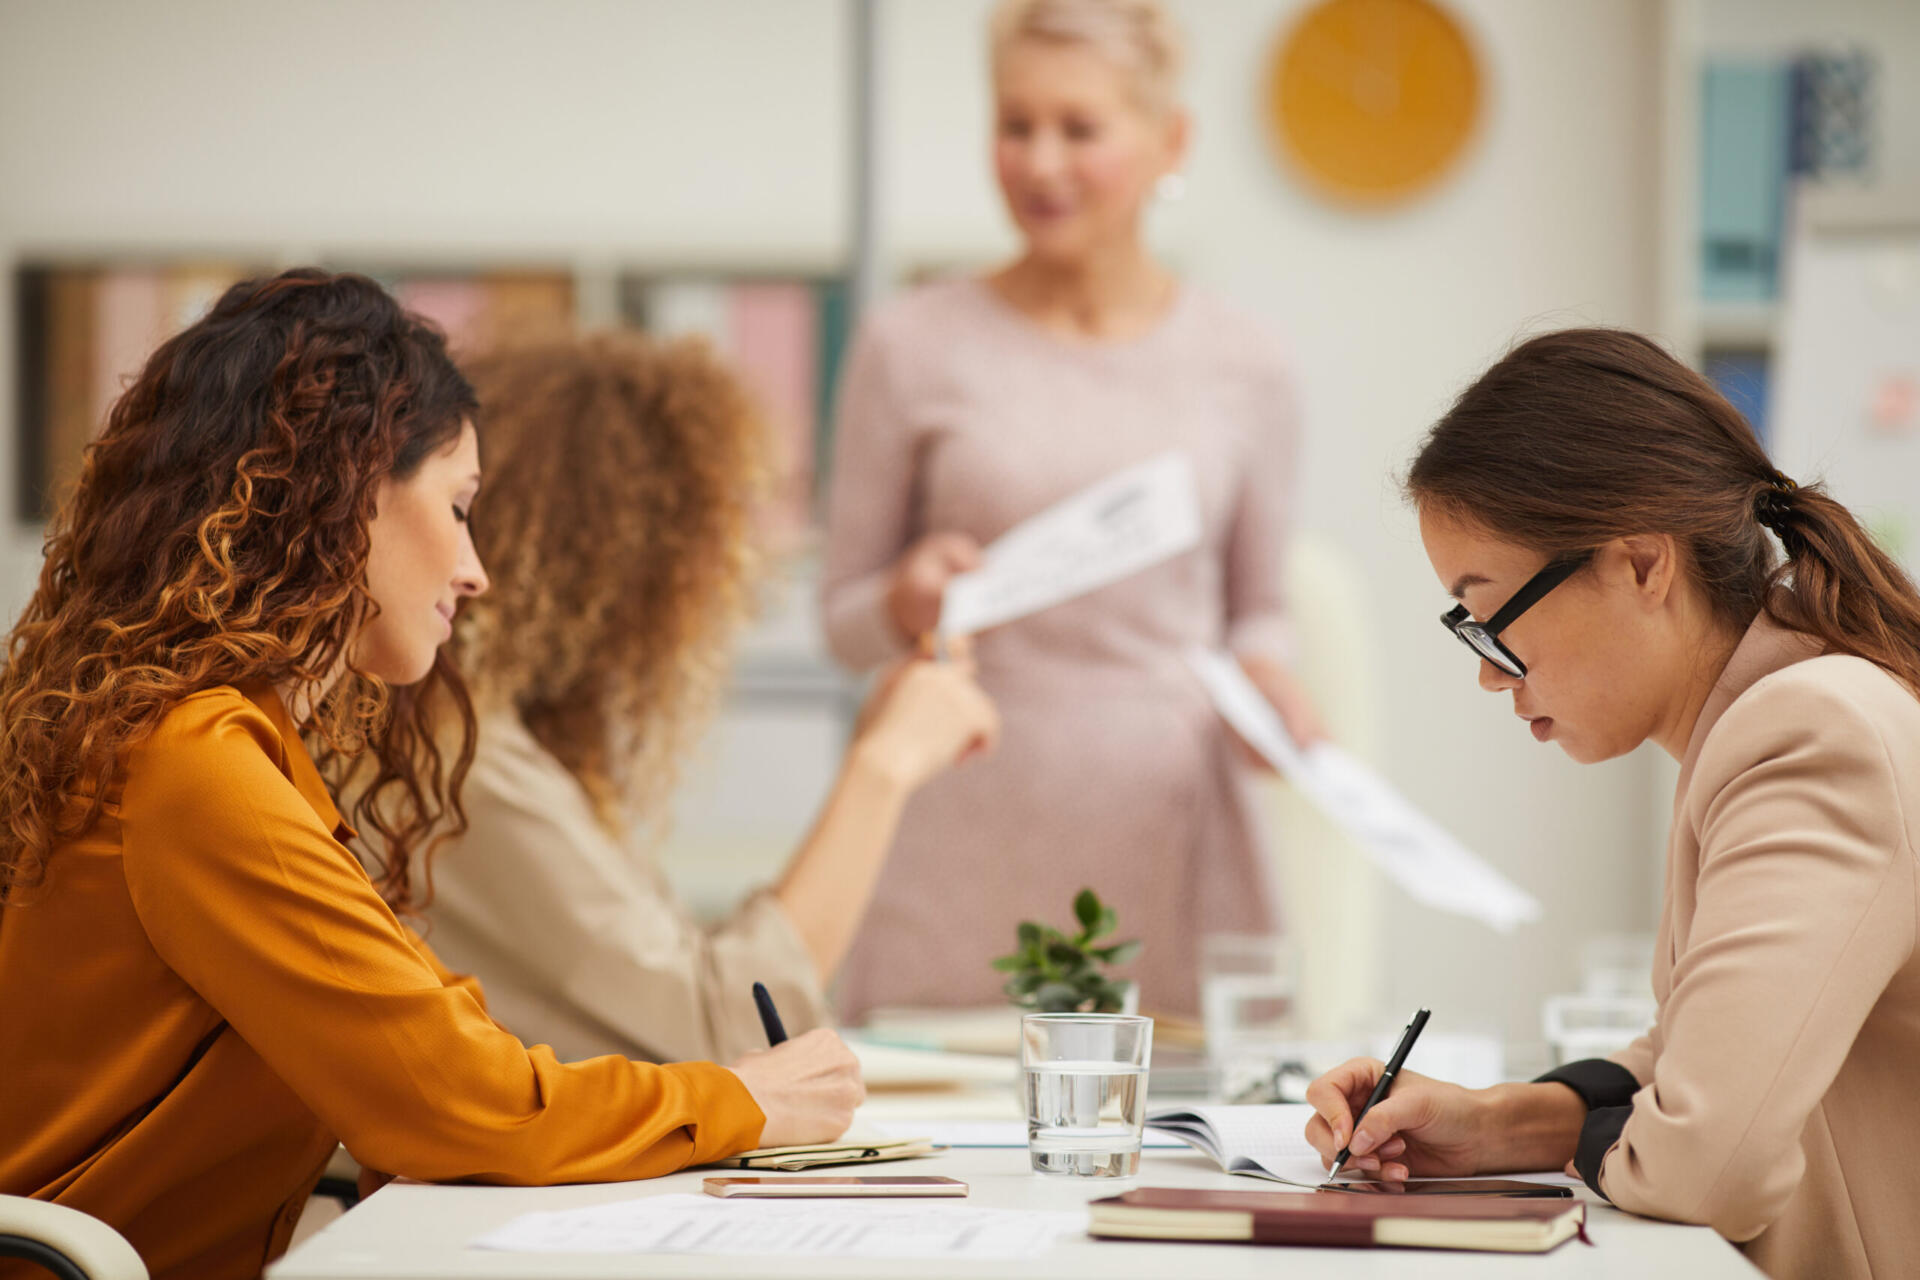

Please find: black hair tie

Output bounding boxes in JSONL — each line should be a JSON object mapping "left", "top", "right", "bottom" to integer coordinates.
{"left": 1755, "top": 472, "right": 1798, "bottom": 540}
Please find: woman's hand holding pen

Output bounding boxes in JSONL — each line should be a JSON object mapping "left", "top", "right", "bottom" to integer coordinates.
{"left": 886, "top": 531, "right": 982, "bottom": 643}
{"left": 1303, "top": 1058, "right": 1588, "bottom": 1183}
{"left": 851, "top": 649, "right": 1001, "bottom": 791}
{"left": 1303, "top": 1057, "right": 1485, "bottom": 1181}
{"left": 728, "top": 1028, "right": 866, "bottom": 1149}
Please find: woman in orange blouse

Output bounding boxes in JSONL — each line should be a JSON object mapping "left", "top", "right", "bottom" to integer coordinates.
{"left": 0, "top": 270, "right": 861, "bottom": 1280}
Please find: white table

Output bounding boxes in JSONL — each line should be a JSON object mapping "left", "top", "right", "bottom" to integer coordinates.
{"left": 270, "top": 1142, "right": 1760, "bottom": 1279}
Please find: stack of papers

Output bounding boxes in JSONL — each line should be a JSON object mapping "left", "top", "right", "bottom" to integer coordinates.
{"left": 471, "top": 1194, "right": 1085, "bottom": 1259}
{"left": 1186, "top": 648, "right": 1541, "bottom": 932}
{"left": 849, "top": 1038, "right": 1018, "bottom": 1092}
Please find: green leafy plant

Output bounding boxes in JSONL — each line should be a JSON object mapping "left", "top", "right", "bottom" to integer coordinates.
{"left": 992, "top": 888, "right": 1142, "bottom": 1013}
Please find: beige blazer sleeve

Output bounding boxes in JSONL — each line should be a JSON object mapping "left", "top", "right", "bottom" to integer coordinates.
{"left": 426, "top": 717, "right": 833, "bottom": 1066}
{"left": 1598, "top": 669, "right": 1917, "bottom": 1240}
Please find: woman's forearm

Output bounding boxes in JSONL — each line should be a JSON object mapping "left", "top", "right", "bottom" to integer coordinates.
{"left": 771, "top": 743, "right": 913, "bottom": 983}
{"left": 1479, "top": 1081, "right": 1588, "bottom": 1173}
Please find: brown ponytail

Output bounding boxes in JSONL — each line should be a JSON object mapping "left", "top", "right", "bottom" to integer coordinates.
{"left": 1406, "top": 328, "right": 1920, "bottom": 695}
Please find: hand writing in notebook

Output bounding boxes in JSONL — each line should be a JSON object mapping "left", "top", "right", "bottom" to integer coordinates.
{"left": 1304, "top": 1057, "right": 1587, "bottom": 1182}
{"left": 1305, "top": 1059, "right": 1488, "bottom": 1181}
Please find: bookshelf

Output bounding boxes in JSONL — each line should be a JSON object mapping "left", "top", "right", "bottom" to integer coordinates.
{"left": 1659, "top": 0, "right": 1890, "bottom": 448}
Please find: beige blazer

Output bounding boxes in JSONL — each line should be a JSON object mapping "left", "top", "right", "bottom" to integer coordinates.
{"left": 417, "top": 712, "right": 832, "bottom": 1066}
{"left": 1601, "top": 614, "right": 1920, "bottom": 1279}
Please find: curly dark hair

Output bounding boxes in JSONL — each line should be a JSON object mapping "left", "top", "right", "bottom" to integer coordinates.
{"left": 0, "top": 268, "right": 480, "bottom": 909}
{"left": 454, "top": 331, "right": 768, "bottom": 834}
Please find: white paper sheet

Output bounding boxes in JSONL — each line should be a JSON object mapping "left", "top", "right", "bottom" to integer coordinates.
{"left": 938, "top": 452, "right": 1202, "bottom": 637}
{"left": 1186, "top": 648, "right": 1541, "bottom": 932}
{"left": 470, "top": 1194, "right": 1084, "bottom": 1259}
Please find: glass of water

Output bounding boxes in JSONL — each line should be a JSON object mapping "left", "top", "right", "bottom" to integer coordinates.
{"left": 1021, "top": 1013, "right": 1152, "bottom": 1178}
{"left": 1201, "top": 934, "right": 1298, "bottom": 1101}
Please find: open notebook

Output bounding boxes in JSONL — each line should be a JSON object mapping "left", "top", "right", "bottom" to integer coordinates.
{"left": 1147, "top": 1103, "right": 1338, "bottom": 1188}
{"left": 1148, "top": 1104, "right": 1584, "bottom": 1194}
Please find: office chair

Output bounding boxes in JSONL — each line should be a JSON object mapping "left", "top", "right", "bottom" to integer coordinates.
{"left": 0, "top": 1196, "right": 146, "bottom": 1280}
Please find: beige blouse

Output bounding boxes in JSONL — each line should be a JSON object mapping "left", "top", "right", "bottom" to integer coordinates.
{"left": 417, "top": 711, "right": 832, "bottom": 1065}
{"left": 1600, "top": 614, "right": 1920, "bottom": 1279}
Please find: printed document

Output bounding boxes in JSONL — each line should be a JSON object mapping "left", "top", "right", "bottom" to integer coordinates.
{"left": 938, "top": 452, "right": 1202, "bottom": 637}
{"left": 1187, "top": 647, "right": 1540, "bottom": 932}
{"left": 471, "top": 1194, "right": 1083, "bottom": 1259}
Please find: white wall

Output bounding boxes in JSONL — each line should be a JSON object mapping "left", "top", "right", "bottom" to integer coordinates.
{"left": 0, "top": 0, "right": 1671, "bottom": 1051}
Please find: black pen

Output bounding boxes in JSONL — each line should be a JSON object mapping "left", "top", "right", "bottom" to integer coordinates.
{"left": 752, "top": 981, "right": 788, "bottom": 1046}
{"left": 1327, "top": 1008, "right": 1430, "bottom": 1181}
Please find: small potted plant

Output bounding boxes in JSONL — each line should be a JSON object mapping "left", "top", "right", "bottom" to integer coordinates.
{"left": 992, "top": 888, "right": 1141, "bottom": 1014}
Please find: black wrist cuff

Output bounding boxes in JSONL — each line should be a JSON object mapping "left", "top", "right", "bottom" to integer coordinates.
{"left": 1534, "top": 1058, "right": 1641, "bottom": 1112}
{"left": 1573, "top": 1105, "right": 1631, "bottom": 1200}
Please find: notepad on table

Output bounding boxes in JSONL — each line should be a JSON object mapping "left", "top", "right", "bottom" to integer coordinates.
{"left": 707, "top": 1118, "right": 943, "bottom": 1171}
{"left": 710, "top": 1136, "right": 941, "bottom": 1172}
{"left": 1087, "top": 1188, "right": 1587, "bottom": 1253}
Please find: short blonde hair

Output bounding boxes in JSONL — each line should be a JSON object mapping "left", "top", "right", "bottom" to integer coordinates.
{"left": 989, "top": 0, "right": 1185, "bottom": 116}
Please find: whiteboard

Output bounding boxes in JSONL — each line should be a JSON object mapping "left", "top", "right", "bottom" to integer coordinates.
{"left": 1771, "top": 190, "right": 1920, "bottom": 569}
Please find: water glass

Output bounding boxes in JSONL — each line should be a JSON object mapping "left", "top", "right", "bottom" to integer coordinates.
{"left": 1200, "top": 934, "right": 1298, "bottom": 1086}
{"left": 1021, "top": 1013, "right": 1152, "bottom": 1178}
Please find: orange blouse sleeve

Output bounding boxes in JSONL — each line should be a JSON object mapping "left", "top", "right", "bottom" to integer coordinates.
{"left": 401, "top": 923, "right": 489, "bottom": 1015}
{"left": 117, "top": 695, "right": 766, "bottom": 1184}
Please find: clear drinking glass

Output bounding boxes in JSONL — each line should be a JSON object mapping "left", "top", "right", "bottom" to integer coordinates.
{"left": 1205, "top": 936, "right": 1297, "bottom": 1059}
{"left": 1021, "top": 1013, "right": 1153, "bottom": 1177}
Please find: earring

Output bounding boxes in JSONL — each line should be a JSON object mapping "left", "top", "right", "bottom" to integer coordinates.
{"left": 1155, "top": 171, "right": 1188, "bottom": 203}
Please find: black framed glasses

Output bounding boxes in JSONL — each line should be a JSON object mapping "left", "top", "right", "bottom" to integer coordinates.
{"left": 1440, "top": 552, "right": 1590, "bottom": 679}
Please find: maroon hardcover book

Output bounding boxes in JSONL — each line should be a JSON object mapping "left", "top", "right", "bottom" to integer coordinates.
{"left": 1087, "top": 1187, "right": 1587, "bottom": 1252}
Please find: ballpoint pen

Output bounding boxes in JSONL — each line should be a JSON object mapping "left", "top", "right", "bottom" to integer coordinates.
{"left": 751, "top": 981, "right": 788, "bottom": 1046}
{"left": 1327, "top": 1007, "right": 1431, "bottom": 1182}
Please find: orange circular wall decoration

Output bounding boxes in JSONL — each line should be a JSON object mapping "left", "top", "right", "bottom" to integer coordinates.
{"left": 1265, "top": 0, "right": 1483, "bottom": 207}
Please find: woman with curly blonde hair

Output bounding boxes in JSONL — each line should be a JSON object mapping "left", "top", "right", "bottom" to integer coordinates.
{"left": 421, "top": 332, "right": 1000, "bottom": 1066}
{"left": 0, "top": 271, "right": 863, "bottom": 1280}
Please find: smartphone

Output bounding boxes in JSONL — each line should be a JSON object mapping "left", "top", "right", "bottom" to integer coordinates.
{"left": 703, "top": 1176, "right": 969, "bottom": 1199}
{"left": 1328, "top": 1178, "right": 1574, "bottom": 1198}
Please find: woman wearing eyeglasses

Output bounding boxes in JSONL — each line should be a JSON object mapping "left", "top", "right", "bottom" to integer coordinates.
{"left": 1303, "top": 329, "right": 1920, "bottom": 1280}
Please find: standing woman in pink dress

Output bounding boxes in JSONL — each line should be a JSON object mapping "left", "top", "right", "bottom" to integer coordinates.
{"left": 822, "top": 0, "right": 1322, "bottom": 1018}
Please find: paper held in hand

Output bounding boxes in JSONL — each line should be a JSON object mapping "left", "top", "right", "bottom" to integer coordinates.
{"left": 937, "top": 451, "right": 1202, "bottom": 638}
{"left": 1186, "top": 647, "right": 1541, "bottom": 933}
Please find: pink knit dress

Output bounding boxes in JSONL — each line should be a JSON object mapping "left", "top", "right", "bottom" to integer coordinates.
{"left": 821, "top": 277, "right": 1300, "bottom": 1018}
